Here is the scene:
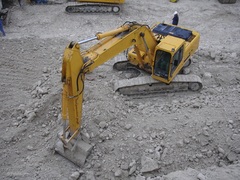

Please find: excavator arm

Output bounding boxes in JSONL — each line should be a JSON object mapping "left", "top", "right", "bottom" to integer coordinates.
{"left": 57, "top": 22, "right": 158, "bottom": 166}
{"left": 62, "top": 22, "right": 157, "bottom": 135}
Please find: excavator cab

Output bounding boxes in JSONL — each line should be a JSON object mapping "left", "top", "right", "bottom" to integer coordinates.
{"left": 151, "top": 23, "right": 198, "bottom": 85}
{"left": 152, "top": 41, "right": 185, "bottom": 85}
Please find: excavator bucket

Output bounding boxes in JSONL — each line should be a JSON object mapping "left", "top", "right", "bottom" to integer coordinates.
{"left": 55, "top": 135, "right": 93, "bottom": 167}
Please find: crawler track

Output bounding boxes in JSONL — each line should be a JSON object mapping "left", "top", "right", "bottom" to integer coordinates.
{"left": 113, "top": 61, "right": 202, "bottom": 95}
{"left": 114, "top": 74, "right": 202, "bottom": 96}
{"left": 65, "top": 3, "right": 121, "bottom": 13}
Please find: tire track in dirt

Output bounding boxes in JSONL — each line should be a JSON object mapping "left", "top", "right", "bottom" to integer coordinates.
{"left": 0, "top": 38, "right": 63, "bottom": 110}
{"left": 0, "top": 55, "right": 32, "bottom": 109}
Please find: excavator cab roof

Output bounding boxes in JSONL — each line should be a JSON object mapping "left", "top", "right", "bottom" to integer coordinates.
{"left": 153, "top": 23, "right": 193, "bottom": 41}
{"left": 157, "top": 35, "right": 185, "bottom": 53}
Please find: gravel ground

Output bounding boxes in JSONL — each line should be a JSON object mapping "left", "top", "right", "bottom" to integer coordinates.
{"left": 0, "top": 0, "right": 240, "bottom": 179}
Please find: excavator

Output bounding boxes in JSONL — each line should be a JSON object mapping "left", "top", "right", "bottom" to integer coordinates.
{"left": 65, "top": 0, "right": 125, "bottom": 13}
{"left": 218, "top": 0, "right": 236, "bottom": 3}
{"left": 55, "top": 21, "right": 202, "bottom": 166}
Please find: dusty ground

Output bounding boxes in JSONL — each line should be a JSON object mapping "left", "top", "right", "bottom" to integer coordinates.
{"left": 0, "top": 0, "right": 240, "bottom": 179}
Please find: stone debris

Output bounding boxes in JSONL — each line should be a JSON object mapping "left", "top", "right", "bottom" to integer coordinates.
{"left": 161, "top": 147, "right": 168, "bottom": 160}
{"left": 182, "top": 67, "right": 191, "bottom": 75}
{"left": 233, "top": 148, "right": 240, "bottom": 154}
{"left": 183, "top": 138, "right": 190, "bottom": 144}
{"left": 82, "top": 171, "right": 95, "bottom": 180}
{"left": 141, "top": 155, "right": 159, "bottom": 173}
{"left": 42, "top": 67, "right": 49, "bottom": 73}
{"left": 129, "top": 160, "right": 137, "bottom": 175}
{"left": 26, "top": 111, "right": 37, "bottom": 121}
{"left": 70, "top": 171, "right": 80, "bottom": 180}
{"left": 154, "top": 150, "right": 161, "bottom": 161}
{"left": 210, "top": 51, "right": 216, "bottom": 59}
{"left": 99, "top": 121, "right": 108, "bottom": 129}
{"left": 202, "top": 127, "right": 209, "bottom": 137}
{"left": 114, "top": 168, "right": 122, "bottom": 177}
{"left": 136, "top": 175, "right": 146, "bottom": 180}
{"left": 129, "top": 164, "right": 137, "bottom": 175}
{"left": 226, "top": 151, "right": 238, "bottom": 162}
{"left": 124, "top": 123, "right": 133, "bottom": 130}
{"left": 36, "top": 86, "right": 48, "bottom": 96}
{"left": 197, "top": 173, "right": 206, "bottom": 180}
{"left": 120, "top": 162, "right": 129, "bottom": 170}
{"left": 217, "top": 147, "right": 225, "bottom": 154}
{"left": 176, "top": 139, "right": 184, "bottom": 148}
{"left": 203, "top": 72, "right": 212, "bottom": 79}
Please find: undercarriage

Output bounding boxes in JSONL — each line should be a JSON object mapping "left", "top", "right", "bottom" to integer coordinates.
{"left": 113, "top": 61, "right": 202, "bottom": 96}
{"left": 65, "top": 3, "right": 121, "bottom": 13}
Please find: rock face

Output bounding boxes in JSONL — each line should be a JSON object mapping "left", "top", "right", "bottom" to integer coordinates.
{"left": 0, "top": 0, "right": 240, "bottom": 180}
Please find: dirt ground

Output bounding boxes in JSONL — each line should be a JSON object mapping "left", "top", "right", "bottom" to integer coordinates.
{"left": 0, "top": 0, "right": 240, "bottom": 179}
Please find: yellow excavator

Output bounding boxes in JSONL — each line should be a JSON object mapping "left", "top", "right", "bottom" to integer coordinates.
{"left": 55, "top": 21, "right": 201, "bottom": 166}
{"left": 65, "top": 0, "right": 125, "bottom": 13}
{"left": 218, "top": 0, "right": 236, "bottom": 3}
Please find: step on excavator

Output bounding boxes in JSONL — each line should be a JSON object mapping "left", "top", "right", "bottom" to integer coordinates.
{"left": 55, "top": 21, "right": 202, "bottom": 166}
{"left": 65, "top": 0, "right": 125, "bottom": 13}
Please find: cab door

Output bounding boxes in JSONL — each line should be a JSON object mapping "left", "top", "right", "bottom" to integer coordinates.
{"left": 170, "top": 45, "right": 183, "bottom": 77}
{"left": 153, "top": 50, "right": 171, "bottom": 80}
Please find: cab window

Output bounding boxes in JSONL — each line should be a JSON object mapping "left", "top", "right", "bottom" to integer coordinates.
{"left": 154, "top": 50, "right": 171, "bottom": 79}
{"left": 171, "top": 46, "right": 183, "bottom": 75}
